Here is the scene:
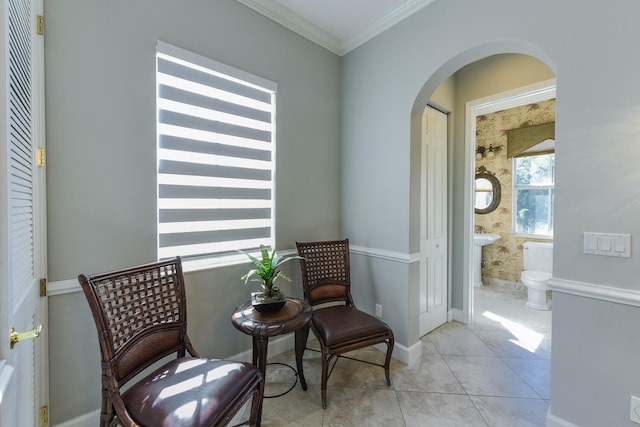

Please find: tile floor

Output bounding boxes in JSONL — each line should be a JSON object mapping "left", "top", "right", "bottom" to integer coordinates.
{"left": 238, "top": 283, "right": 552, "bottom": 426}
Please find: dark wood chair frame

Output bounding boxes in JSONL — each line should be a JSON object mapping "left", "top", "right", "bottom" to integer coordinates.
{"left": 296, "top": 239, "right": 395, "bottom": 408}
{"left": 79, "top": 257, "right": 264, "bottom": 427}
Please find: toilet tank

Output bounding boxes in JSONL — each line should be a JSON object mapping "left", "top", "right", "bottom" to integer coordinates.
{"left": 523, "top": 241, "right": 553, "bottom": 273}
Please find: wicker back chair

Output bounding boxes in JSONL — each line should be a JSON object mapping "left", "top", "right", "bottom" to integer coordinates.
{"left": 296, "top": 239, "right": 394, "bottom": 408}
{"left": 78, "top": 257, "right": 263, "bottom": 427}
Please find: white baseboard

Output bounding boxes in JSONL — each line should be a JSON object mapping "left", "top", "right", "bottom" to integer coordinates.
{"left": 483, "top": 277, "right": 525, "bottom": 291}
{"left": 374, "top": 339, "right": 421, "bottom": 365}
{"left": 398, "top": 340, "right": 422, "bottom": 365}
{"left": 450, "top": 307, "right": 467, "bottom": 323}
{"left": 54, "top": 409, "right": 99, "bottom": 427}
{"left": 546, "top": 409, "right": 579, "bottom": 427}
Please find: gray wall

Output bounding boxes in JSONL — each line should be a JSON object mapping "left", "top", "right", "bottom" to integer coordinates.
{"left": 44, "top": 0, "right": 340, "bottom": 423}
{"left": 341, "top": 0, "right": 640, "bottom": 426}
{"left": 44, "top": 0, "right": 640, "bottom": 425}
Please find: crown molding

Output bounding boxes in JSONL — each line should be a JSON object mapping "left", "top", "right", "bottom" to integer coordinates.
{"left": 237, "top": 0, "right": 343, "bottom": 55}
{"left": 237, "top": 0, "right": 436, "bottom": 56}
{"left": 342, "top": 0, "right": 436, "bottom": 54}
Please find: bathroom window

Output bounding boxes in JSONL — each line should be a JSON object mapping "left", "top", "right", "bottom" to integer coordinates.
{"left": 513, "top": 153, "right": 554, "bottom": 237}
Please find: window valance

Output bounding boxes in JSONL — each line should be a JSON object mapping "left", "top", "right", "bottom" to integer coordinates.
{"left": 507, "top": 122, "right": 555, "bottom": 158}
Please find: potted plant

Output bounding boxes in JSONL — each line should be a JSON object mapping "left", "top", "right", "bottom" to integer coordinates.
{"left": 240, "top": 245, "right": 303, "bottom": 313}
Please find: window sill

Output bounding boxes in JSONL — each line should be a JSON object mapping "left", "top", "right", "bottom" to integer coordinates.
{"left": 512, "top": 233, "right": 553, "bottom": 240}
{"left": 181, "top": 248, "right": 298, "bottom": 274}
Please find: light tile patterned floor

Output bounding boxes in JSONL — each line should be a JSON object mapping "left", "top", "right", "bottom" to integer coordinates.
{"left": 238, "top": 283, "right": 552, "bottom": 426}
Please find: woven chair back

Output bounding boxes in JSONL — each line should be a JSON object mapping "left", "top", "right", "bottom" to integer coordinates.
{"left": 79, "top": 257, "right": 189, "bottom": 384}
{"left": 296, "top": 239, "right": 354, "bottom": 307}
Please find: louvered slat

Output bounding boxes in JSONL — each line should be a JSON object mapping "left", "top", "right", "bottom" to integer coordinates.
{"left": 8, "top": 0, "right": 35, "bottom": 299}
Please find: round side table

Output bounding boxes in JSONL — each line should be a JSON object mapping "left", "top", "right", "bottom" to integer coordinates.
{"left": 231, "top": 298, "right": 312, "bottom": 398}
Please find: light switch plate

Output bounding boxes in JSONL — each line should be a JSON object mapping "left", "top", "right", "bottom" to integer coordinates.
{"left": 584, "top": 232, "right": 631, "bottom": 258}
{"left": 631, "top": 395, "right": 640, "bottom": 424}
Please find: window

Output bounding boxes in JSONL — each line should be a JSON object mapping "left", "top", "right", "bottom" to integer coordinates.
{"left": 156, "top": 42, "right": 277, "bottom": 268}
{"left": 513, "top": 153, "right": 554, "bottom": 237}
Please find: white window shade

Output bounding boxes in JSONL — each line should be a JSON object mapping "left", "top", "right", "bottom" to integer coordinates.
{"left": 156, "top": 41, "right": 277, "bottom": 264}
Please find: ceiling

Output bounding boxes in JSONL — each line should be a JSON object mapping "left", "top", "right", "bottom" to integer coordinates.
{"left": 237, "top": 0, "right": 436, "bottom": 56}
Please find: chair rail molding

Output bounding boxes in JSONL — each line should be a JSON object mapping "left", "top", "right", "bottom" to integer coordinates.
{"left": 47, "top": 279, "right": 80, "bottom": 295}
{"left": 51, "top": 273, "right": 640, "bottom": 308}
{"left": 350, "top": 244, "right": 419, "bottom": 264}
{"left": 546, "top": 277, "right": 640, "bottom": 307}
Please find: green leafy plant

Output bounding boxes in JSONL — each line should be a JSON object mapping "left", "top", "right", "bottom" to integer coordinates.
{"left": 240, "top": 245, "right": 303, "bottom": 299}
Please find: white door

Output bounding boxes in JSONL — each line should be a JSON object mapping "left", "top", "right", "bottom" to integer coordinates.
{"left": 0, "top": 0, "right": 48, "bottom": 425}
{"left": 419, "top": 106, "right": 448, "bottom": 336}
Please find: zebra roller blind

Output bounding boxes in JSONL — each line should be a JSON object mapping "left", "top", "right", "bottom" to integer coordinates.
{"left": 156, "top": 41, "right": 277, "bottom": 264}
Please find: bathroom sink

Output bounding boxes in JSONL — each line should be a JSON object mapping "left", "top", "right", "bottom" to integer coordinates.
{"left": 473, "top": 234, "right": 501, "bottom": 287}
{"left": 474, "top": 233, "right": 501, "bottom": 247}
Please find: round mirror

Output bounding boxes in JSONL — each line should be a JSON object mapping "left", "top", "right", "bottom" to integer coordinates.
{"left": 474, "top": 171, "right": 501, "bottom": 214}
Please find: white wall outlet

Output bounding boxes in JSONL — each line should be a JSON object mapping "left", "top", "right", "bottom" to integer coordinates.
{"left": 375, "top": 304, "right": 382, "bottom": 318}
{"left": 630, "top": 395, "right": 640, "bottom": 424}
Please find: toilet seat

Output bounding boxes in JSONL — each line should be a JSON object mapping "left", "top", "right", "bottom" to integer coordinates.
{"left": 521, "top": 270, "right": 551, "bottom": 287}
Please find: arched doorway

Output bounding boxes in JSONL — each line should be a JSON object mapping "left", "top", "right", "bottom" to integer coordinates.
{"left": 410, "top": 49, "right": 557, "bottom": 340}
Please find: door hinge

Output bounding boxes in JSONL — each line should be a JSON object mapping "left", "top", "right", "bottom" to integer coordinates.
{"left": 36, "top": 15, "right": 44, "bottom": 35}
{"left": 40, "top": 278, "right": 47, "bottom": 297}
{"left": 40, "top": 405, "right": 48, "bottom": 426}
{"left": 37, "top": 147, "right": 45, "bottom": 167}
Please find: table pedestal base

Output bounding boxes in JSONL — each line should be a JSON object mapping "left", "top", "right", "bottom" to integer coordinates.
{"left": 263, "top": 362, "right": 298, "bottom": 398}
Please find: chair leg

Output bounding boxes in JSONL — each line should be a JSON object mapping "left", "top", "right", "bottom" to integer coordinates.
{"left": 321, "top": 353, "right": 332, "bottom": 409}
{"left": 296, "top": 324, "right": 310, "bottom": 390}
{"left": 100, "top": 408, "right": 109, "bottom": 427}
{"left": 250, "top": 376, "right": 264, "bottom": 427}
{"left": 100, "top": 386, "right": 112, "bottom": 427}
{"left": 384, "top": 336, "right": 394, "bottom": 386}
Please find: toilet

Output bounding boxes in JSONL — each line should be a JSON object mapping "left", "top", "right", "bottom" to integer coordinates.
{"left": 521, "top": 241, "right": 553, "bottom": 310}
